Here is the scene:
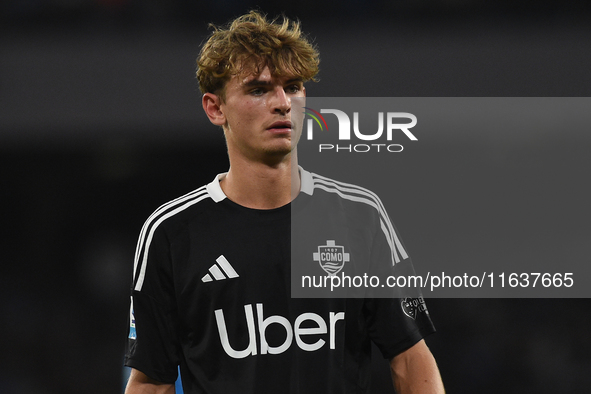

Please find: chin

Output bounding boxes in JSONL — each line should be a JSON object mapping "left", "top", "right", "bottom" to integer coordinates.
{"left": 264, "top": 142, "right": 293, "bottom": 155}
{"left": 261, "top": 146, "right": 294, "bottom": 161}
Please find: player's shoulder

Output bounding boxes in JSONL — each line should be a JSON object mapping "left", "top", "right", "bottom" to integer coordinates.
{"left": 142, "top": 174, "right": 225, "bottom": 229}
{"left": 302, "top": 168, "right": 387, "bottom": 214}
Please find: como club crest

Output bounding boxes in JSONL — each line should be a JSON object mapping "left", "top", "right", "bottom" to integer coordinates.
{"left": 313, "top": 240, "right": 350, "bottom": 276}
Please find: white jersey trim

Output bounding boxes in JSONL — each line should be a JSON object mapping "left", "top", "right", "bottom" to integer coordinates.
{"left": 308, "top": 172, "right": 408, "bottom": 265}
{"left": 133, "top": 185, "right": 214, "bottom": 291}
{"left": 207, "top": 173, "right": 228, "bottom": 203}
{"left": 299, "top": 167, "right": 314, "bottom": 196}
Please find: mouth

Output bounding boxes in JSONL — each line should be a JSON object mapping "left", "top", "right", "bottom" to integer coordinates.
{"left": 267, "top": 121, "right": 292, "bottom": 133}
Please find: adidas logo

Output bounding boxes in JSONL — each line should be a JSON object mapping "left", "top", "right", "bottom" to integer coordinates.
{"left": 202, "top": 255, "right": 239, "bottom": 282}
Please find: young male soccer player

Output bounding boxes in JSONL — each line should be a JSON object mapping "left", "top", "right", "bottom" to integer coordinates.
{"left": 125, "top": 11, "right": 444, "bottom": 393}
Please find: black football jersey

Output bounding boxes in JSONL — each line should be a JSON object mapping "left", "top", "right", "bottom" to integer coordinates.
{"left": 125, "top": 168, "right": 435, "bottom": 394}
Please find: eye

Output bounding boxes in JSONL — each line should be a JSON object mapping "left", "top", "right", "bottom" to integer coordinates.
{"left": 285, "top": 84, "right": 302, "bottom": 94}
{"left": 249, "top": 88, "right": 265, "bottom": 96}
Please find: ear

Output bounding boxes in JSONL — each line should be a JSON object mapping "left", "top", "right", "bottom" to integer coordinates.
{"left": 202, "top": 93, "right": 226, "bottom": 126}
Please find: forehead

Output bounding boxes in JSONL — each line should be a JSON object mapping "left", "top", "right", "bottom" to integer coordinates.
{"left": 236, "top": 65, "right": 273, "bottom": 84}
{"left": 231, "top": 59, "right": 301, "bottom": 85}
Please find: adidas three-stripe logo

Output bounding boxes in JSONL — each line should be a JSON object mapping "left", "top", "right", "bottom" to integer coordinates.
{"left": 202, "top": 255, "right": 239, "bottom": 282}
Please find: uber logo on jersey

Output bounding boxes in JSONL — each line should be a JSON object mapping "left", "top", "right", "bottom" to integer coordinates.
{"left": 215, "top": 303, "right": 345, "bottom": 359}
{"left": 312, "top": 240, "right": 350, "bottom": 276}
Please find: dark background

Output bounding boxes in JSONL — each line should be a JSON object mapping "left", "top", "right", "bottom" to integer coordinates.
{"left": 1, "top": 1, "right": 591, "bottom": 393}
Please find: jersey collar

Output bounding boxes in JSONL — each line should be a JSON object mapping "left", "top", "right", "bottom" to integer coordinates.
{"left": 206, "top": 173, "right": 228, "bottom": 203}
{"left": 299, "top": 166, "right": 314, "bottom": 196}
{"left": 206, "top": 166, "right": 314, "bottom": 203}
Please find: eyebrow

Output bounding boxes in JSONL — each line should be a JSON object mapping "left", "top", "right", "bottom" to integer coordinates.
{"left": 242, "top": 77, "right": 303, "bottom": 87}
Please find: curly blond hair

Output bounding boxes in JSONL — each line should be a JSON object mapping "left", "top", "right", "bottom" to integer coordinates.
{"left": 196, "top": 11, "right": 319, "bottom": 98}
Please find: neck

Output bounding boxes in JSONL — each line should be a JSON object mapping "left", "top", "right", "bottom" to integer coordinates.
{"left": 220, "top": 152, "right": 300, "bottom": 209}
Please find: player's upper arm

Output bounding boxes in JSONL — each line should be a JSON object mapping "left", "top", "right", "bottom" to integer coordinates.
{"left": 125, "top": 368, "right": 176, "bottom": 394}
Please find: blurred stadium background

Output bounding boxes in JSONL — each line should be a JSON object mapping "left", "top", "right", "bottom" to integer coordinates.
{"left": 1, "top": 1, "right": 591, "bottom": 393}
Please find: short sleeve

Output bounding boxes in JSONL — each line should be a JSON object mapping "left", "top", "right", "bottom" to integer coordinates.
{"left": 364, "top": 211, "right": 435, "bottom": 359}
{"left": 124, "top": 223, "right": 180, "bottom": 383}
{"left": 364, "top": 295, "right": 435, "bottom": 360}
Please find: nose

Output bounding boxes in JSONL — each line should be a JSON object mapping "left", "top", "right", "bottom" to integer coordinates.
{"left": 272, "top": 86, "right": 290, "bottom": 115}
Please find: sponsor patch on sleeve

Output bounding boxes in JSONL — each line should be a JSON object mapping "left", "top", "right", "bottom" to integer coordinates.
{"left": 129, "top": 296, "right": 137, "bottom": 339}
{"left": 401, "top": 297, "right": 428, "bottom": 320}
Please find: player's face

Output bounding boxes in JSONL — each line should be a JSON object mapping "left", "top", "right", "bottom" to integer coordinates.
{"left": 219, "top": 65, "right": 306, "bottom": 162}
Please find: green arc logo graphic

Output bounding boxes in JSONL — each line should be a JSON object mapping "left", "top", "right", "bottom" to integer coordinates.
{"left": 303, "top": 107, "right": 329, "bottom": 131}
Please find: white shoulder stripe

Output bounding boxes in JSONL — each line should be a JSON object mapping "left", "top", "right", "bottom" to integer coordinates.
{"left": 311, "top": 173, "right": 400, "bottom": 251}
{"left": 133, "top": 186, "right": 207, "bottom": 269}
{"left": 313, "top": 183, "right": 400, "bottom": 265}
{"left": 133, "top": 187, "right": 210, "bottom": 291}
{"left": 312, "top": 173, "right": 388, "bottom": 215}
{"left": 311, "top": 173, "right": 408, "bottom": 265}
